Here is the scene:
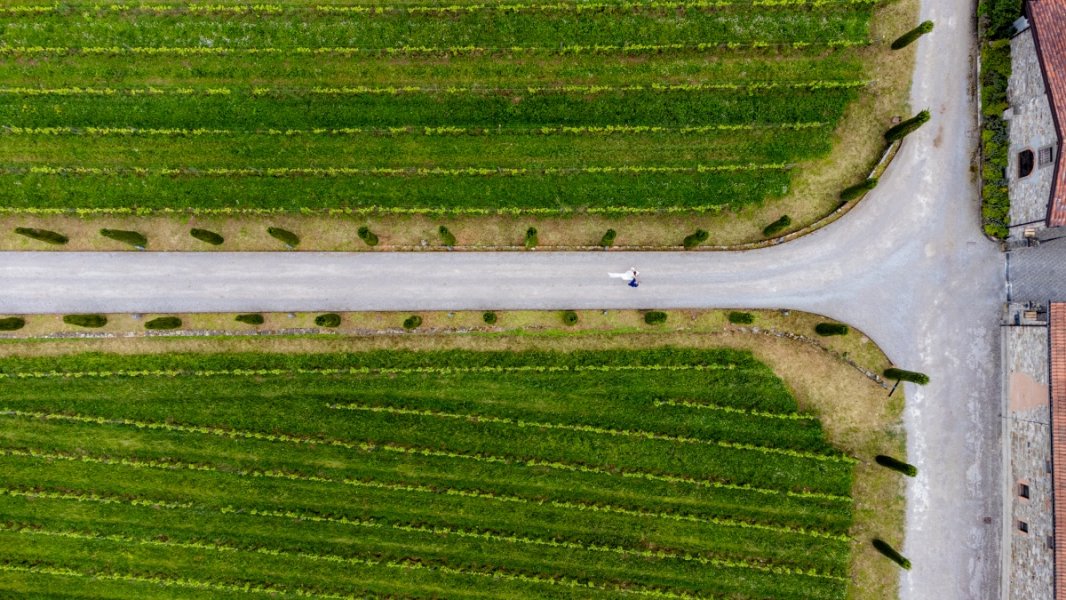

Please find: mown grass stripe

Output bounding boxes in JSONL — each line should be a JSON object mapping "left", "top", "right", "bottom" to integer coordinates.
{"left": 0, "top": 561, "right": 399, "bottom": 600}
{"left": 0, "top": 446, "right": 849, "bottom": 541}
{"left": 0, "top": 205, "right": 733, "bottom": 217}
{"left": 327, "top": 403, "right": 854, "bottom": 463}
{"left": 0, "top": 522, "right": 714, "bottom": 600}
{"left": 0, "top": 410, "right": 851, "bottom": 502}
{"left": 0, "top": 363, "right": 739, "bottom": 379}
{"left": 0, "top": 81, "right": 868, "bottom": 96}
{"left": 6, "top": 164, "right": 791, "bottom": 178}
{"left": 0, "top": 485, "right": 846, "bottom": 580}
{"left": 0, "top": 0, "right": 878, "bottom": 17}
{"left": 0, "top": 123, "right": 831, "bottom": 138}
{"left": 0, "top": 41, "right": 869, "bottom": 58}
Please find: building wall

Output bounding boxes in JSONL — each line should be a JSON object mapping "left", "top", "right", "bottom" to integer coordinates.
{"left": 1009, "top": 29, "right": 1059, "bottom": 227}
{"left": 1004, "top": 325, "right": 1054, "bottom": 600}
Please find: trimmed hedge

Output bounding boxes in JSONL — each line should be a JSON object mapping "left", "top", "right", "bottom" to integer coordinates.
{"left": 872, "top": 539, "right": 911, "bottom": 570}
{"left": 727, "top": 311, "right": 754, "bottom": 324}
{"left": 403, "top": 315, "right": 423, "bottom": 330}
{"left": 761, "top": 215, "right": 791, "bottom": 238}
{"left": 885, "top": 110, "right": 931, "bottom": 142}
{"left": 980, "top": 0, "right": 1023, "bottom": 39}
{"left": 482, "top": 311, "right": 498, "bottom": 325}
{"left": 315, "top": 313, "right": 341, "bottom": 328}
{"left": 979, "top": 28, "right": 1013, "bottom": 239}
{"left": 562, "top": 310, "right": 579, "bottom": 326}
{"left": 236, "top": 313, "right": 265, "bottom": 325}
{"left": 840, "top": 178, "right": 879, "bottom": 202}
{"left": 190, "top": 228, "right": 224, "bottom": 245}
{"left": 0, "top": 317, "right": 26, "bottom": 331}
{"left": 891, "top": 20, "right": 934, "bottom": 50}
{"left": 884, "top": 367, "right": 930, "bottom": 385}
{"left": 644, "top": 311, "right": 668, "bottom": 325}
{"left": 14, "top": 227, "right": 68, "bottom": 245}
{"left": 876, "top": 454, "right": 918, "bottom": 477}
{"left": 62, "top": 314, "right": 107, "bottom": 328}
{"left": 599, "top": 229, "right": 617, "bottom": 248}
{"left": 524, "top": 227, "right": 539, "bottom": 250}
{"left": 267, "top": 227, "right": 300, "bottom": 248}
{"left": 438, "top": 225, "right": 457, "bottom": 247}
{"left": 144, "top": 316, "right": 181, "bottom": 330}
{"left": 357, "top": 226, "right": 379, "bottom": 247}
{"left": 683, "top": 229, "right": 709, "bottom": 250}
{"left": 100, "top": 228, "right": 147, "bottom": 248}
{"left": 815, "top": 322, "right": 849, "bottom": 336}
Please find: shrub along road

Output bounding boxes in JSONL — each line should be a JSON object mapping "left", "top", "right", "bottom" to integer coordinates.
{"left": 0, "top": 0, "right": 1004, "bottom": 597}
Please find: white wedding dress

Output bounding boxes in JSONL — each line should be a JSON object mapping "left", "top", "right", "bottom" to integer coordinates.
{"left": 608, "top": 268, "right": 639, "bottom": 282}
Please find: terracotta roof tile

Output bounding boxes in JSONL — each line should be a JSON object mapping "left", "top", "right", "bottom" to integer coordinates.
{"left": 1028, "top": 0, "right": 1066, "bottom": 226}
{"left": 1052, "top": 303, "right": 1066, "bottom": 597}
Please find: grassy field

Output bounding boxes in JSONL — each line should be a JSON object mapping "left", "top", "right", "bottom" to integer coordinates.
{"left": 0, "top": 347, "right": 866, "bottom": 599}
{"left": 0, "top": 0, "right": 879, "bottom": 216}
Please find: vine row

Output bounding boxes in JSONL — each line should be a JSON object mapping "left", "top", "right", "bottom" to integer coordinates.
{"left": 0, "top": 410, "right": 850, "bottom": 502}
{"left": 0, "top": 40, "right": 869, "bottom": 58}
{"left": 0, "top": 80, "right": 867, "bottom": 96}
{"left": 0, "top": 484, "right": 845, "bottom": 580}
{"left": 0, "top": 204, "right": 731, "bottom": 216}
{"left": 8, "top": 163, "right": 791, "bottom": 178}
{"left": 326, "top": 403, "right": 854, "bottom": 463}
{"left": 653, "top": 399, "right": 819, "bottom": 421}
{"left": 0, "top": 561, "right": 390, "bottom": 600}
{"left": 1, "top": 522, "right": 716, "bottom": 599}
{"left": 0, "top": 122, "right": 828, "bottom": 138}
{"left": 0, "top": 362, "right": 737, "bottom": 380}
{"left": 0, "top": 0, "right": 878, "bottom": 17}
{"left": 0, "top": 446, "right": 851, "bottom": 540}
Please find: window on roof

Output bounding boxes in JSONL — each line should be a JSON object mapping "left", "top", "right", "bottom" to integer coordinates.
{"left": 1039, "top": 146, "right": 1054, "bottom": 167}
{"left": 1019, "top": 150, "right": 1035, "bottom": 178}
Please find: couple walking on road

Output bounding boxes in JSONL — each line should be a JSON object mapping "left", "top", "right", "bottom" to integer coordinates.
{"left": 608, "top": 267, "right": 639, "bottom": 288}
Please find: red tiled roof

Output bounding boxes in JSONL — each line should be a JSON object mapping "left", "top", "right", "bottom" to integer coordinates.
{"left": 1029, "top": 0, "right": 1066, "bottom": 227}
{"left": 1052, "top": 303, "right": 1066, "bottom": 598}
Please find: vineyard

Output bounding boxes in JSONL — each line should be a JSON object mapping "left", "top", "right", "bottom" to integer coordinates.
{"left": 0, "top": 0, "right": 880, "bottom": 214}
{"left": 0, "top": 348, "right": 857, "bottom": 599}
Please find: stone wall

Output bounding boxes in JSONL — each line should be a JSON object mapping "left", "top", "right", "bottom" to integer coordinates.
{"left": 1003, "top": 325, "right": 1054, "bottom": 600}
{"left": 1008, "top": 29, "right": 1059, "bottom": 227}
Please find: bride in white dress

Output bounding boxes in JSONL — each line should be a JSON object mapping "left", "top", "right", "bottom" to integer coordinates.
{"left": 608, "top": 267, "right": 639, "bottom": 283}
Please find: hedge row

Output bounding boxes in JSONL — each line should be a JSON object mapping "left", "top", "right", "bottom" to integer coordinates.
{"left": 883, "top": 367, "right": 929, "bottom": 385}
{"left": 728, "top": 311, "right": 754, "bottom": 324}
{"left": 979, "top": 32, "right": 1012, "bottom": 239}
{"left": 814, "top": 322, "right": 848, "bottom": 336}
{"left": 761, "top": 215, "right": 791, "bottom": 238}
{"left": 839, "top": 177, "right": 877, "bottom": 202}
{"left": 13, "top": 227, "right": 68, "bottom": 245}
{"left": 890, "top": 20, "right": 933, "bottom": 50}
{"left": 63, "top": 314, "right": 107, "bottom": 328}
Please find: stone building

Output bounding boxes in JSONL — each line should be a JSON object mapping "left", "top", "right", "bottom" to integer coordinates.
{"left": 1002, "top": 302, "right": 1066, "bottom": 599}
{"left": 1002, "top": 305, "right": 1055, "bottom": 599}
{"left": 1007, "top": 0, "right": 1066, "bottom": 233}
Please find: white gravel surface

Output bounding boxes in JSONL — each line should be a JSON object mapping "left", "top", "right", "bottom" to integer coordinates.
{"left": 0, "top": 0, "right": 1005, "bottom": 596}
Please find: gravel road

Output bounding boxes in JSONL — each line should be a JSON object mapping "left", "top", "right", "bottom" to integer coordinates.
{"left": 0, "top": 0, "right": 1005, "bottom": 596}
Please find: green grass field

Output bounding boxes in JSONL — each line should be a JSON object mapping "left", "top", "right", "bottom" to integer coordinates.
{"left": 0, "top": 0, "right": 877, "bottom": 214}
{"left": 0, "top": 347, "right": 856, "bottom": 599}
